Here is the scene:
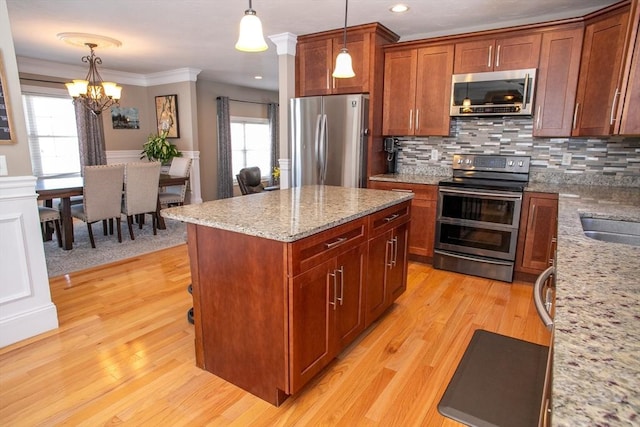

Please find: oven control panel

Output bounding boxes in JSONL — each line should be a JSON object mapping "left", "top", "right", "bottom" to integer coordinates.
{"left": 452, "top": 154, "right": 530, "bottom": 173}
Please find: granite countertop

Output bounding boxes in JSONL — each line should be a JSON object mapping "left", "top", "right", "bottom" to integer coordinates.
{"left": 532, "top": 184, "right": 640, "bottom": 426}
{"left": 161, "top": 185, "right": 413, "bottom": 242}
{"left": 374, "top": 173, "right": 640, "bottom": 424}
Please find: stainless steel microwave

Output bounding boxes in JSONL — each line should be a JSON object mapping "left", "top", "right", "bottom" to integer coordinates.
{"left": 450, "top": 68, "right": 537, "bottom": 116}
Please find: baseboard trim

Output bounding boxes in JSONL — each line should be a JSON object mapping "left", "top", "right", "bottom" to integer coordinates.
{"left": 0, "top": 303, "right": 58, "bottom": 348}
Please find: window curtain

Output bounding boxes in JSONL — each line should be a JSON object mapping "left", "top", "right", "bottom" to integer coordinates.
{"left": 216, "top": 96, "right": 233, "bottom": 199}
{"left": 268, "top": 102, "right": 279, "bottom": 185}
{"left": 74, "top": 103, "right": 107, "bottom": 170}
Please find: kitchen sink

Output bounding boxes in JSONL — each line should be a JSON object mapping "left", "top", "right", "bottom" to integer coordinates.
{"left": 580, "top": 217, "right": 640, "bottom": 247}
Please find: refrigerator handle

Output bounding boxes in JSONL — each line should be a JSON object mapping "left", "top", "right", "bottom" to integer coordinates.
{"left": 320, "top": 114, "right": 328, "bottom": 183}
{"left": 314, "top": 114, "right": 323, "bottom": 183}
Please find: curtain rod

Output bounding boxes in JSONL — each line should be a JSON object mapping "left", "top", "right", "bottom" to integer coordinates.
{"left": 20, "top": 77, "right": 66, "bottom": 85}
{"left": 217, "top": 96, "right": 277, "bottom": 106}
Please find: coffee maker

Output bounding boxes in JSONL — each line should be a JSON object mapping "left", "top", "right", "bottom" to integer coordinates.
{"left": 384, "top": 137, "right": 400, "bottom": 174}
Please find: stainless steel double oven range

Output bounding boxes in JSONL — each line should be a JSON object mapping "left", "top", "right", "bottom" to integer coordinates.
{"left": 434, "top": 154, "right": 531, "bottom": 282}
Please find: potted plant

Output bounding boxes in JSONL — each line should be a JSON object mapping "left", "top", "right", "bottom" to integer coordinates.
{"left": 140, "top": 131, "right": 182, "bottom": 165}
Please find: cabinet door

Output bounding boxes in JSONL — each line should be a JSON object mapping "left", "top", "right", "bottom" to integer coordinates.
{"left": 365, "top": 230, "right": 391, "bottom": 326}
{"left": 333, "top": 33, "right": 370, "bottom": 94}
{"left": 618, "top": 20, "right": 640, "bottom": 135}
{"left": 493, "top": 33, "right": 541, "bottom": 70}
{"left": 290, "top": 258, "right": 335, "bottom": 393}
{"left": 297, "top": 39, "right": 333, "bottom": 97}
{"left": 335, "top": 243, "right": 366, "bottom": 348}
{"left": 409, "top": 197, "right": 437, "bottom": 258}
{"left": 454, "top": 39, "right": 494, "bottom": 73}
{"left": 519, "top": 194, "right": 558, "bottom": 274}
{"left": 387, "top": 222, "right": 409, "bottom": 302}
{"left": 382, "top": 49, "right": 418, "bottom": 135}
{"left": 573, "top": 9, "right": 630, "bottom": 136}
{"left": 534, "top": 27, "right": 584, "bottom": 137}
{"left": 415, "top": 44, "right": 454, "bottom": 136}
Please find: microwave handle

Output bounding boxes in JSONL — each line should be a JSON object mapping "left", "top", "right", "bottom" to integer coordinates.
{"left": 522, "top": 73, "right": 530, "bottom": 110}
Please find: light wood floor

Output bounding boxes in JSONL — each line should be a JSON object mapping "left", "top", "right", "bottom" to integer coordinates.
{"left": 0, "top": 244, "right": 551, "bottom": 426}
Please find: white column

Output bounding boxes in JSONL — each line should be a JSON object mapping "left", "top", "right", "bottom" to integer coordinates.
{"left": 0, "top": 177, "right": 58, "bottom": 347}
{"left": 268, "top": 32, "right": 297, "bottom": 190}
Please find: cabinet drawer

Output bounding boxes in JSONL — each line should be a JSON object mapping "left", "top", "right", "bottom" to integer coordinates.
{"left": 368, "top": 201, "right": 411, "bottom": 237}
{"left": 369, "top": 181, "right": 436, "bottom": 200}
{"left": 289, "top": 218, "right": 367, "bottom": 277}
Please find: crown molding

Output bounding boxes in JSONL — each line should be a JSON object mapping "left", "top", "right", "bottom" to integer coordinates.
{"left": 16, "top": 57, "right": 201, "bottom": 87}
{"left": 268, "top": 33, "right": 298, "bottom": 56}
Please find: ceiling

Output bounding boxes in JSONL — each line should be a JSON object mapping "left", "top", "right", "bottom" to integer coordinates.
{"left": 6, "top": 0, "right": 619, "bottom": 92}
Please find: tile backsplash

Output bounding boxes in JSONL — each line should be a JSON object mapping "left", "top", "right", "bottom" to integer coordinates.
{"left": 396, "top": 117, "right": 640, "bottom": 183}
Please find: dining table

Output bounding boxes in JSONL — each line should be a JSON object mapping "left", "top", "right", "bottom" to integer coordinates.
{"left": 36, "top": 173, "right": 189, "bottom": 250}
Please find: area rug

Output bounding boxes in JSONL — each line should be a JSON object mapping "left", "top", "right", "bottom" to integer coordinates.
{"left": 42, "top": 217, "right": 187, "bottom": 277}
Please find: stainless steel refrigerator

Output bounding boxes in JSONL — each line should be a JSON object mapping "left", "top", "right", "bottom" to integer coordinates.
{"left": 289, "top": 94, "right": 369, "bottom": 188}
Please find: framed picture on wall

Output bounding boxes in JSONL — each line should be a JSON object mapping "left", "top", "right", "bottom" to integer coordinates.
{"left": 0, "top": 51, "right": 16, "bottom": 144}
{"left": 155, "top": 94, "right": 179, "bottom": 138}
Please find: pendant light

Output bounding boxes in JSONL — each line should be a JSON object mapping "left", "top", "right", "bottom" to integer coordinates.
{"left": 332, "top": 0, "right": 355, "bottom": 78}
{"left": 235, "top": 0, "right": 268, "bottom": 52}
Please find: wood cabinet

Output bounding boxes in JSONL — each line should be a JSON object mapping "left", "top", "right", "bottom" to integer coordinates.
{"left": 290, "top": 240, "right": 366, "bottom": 393}
{"left": 616, "top": 0, "right": 640, "bottom": 135}
{"left": 382, "top": 44, "right": 454, "bottom": 136}
{"left": 533, "top": 25, "right": 584, "bottom": 137}
{"left": 365, "top": 203, "right": 410, "bottom": 325}
{"left": 296, "top": 24, "right": 398, "bottom": 97}
{"left": 453, "top": 33, "right": 541, "bottom": 73}
{"left": 572, "top": 5, "right": 630, "bottom": 136}
{"left": 515, "top": 192, "right": 559, "bottom": 279}
{"left": 368, "top": 180, "right": 438, "bottom": 261}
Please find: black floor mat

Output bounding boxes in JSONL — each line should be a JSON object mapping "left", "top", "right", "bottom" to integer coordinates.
{"left": 438, "top": 329, "right": 549, "bottom": 427}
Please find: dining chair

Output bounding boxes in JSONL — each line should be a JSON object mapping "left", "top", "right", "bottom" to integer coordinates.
{"left": 237, "top": 166, "right": 265, "bottom": 195}
{"left": 159, "top": 157, "right": 192, "bottom": 207}
{"left": 71, "top": 164, "right": 125, "bottom": 248}
{"left": 38, "top": 206, "right": 62, "bottom": 247}
{"left": 121, "top": 162, "right": 161, "bottom": 240}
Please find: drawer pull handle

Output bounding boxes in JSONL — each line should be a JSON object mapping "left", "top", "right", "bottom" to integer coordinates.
{"left": 384, "top": 214, "right": 400, "bottom": 223}
{"left": 325, "top": 237, "right": 347, "bottom": 249}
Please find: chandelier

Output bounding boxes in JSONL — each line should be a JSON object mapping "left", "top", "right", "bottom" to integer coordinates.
{"left": 65, "top": 43, "right": 122, "bottom": 116}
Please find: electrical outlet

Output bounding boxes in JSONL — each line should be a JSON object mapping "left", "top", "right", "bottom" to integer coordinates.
{"left": 0, "top": 155, "right": 7, "bottom": 176}
{"left": 561, "top": 152, "right": 572, "bottom": 166}
{"left": 431, "top": 149, "right": 439, "bottom": 162}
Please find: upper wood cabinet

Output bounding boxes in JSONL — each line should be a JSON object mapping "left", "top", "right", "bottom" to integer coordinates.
{"left": 533, "top": 25, "right": 584, "bottom": 137}
{"left": 382, "top": 44, "right": 454, "bottom": 136}
{"left": 296, "top": 24, "right": 399, "bottom": 97}
{"left": 616, "top": 0, "right": 640, "bottom": 135}
{"left": 453, "top": 33, "right": 542, "bottom": 73}
{"left": 572, "top": 5, "right": 630, "bottom": 136}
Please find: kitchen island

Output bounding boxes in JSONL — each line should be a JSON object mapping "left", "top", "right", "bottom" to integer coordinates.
{"left": 162, "top": 185, "right": 413, "bottom": 405}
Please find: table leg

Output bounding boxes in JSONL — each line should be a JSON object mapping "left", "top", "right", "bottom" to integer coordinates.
{"left": 156, "top": 197, "right": 166, "bottom": 230}
{"left": 60, "top": 197, "right": 74, "bottom": 250}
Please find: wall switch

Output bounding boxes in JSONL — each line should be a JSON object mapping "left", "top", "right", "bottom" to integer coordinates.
{"left": 561, "top": 152, "right": 572, "bottom": 166}
{"left": 0, "top": 155, "right": 7, "bottom": 176}
{"left": 431, "top": 149, "right": 439, "bottom": 161}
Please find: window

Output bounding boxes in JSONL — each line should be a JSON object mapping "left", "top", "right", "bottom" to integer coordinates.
{"left": 23, "top": 92, "right": 80, "bottom": 177}
{"left": 230, "top": 116, "right": 271, "bottom": 180}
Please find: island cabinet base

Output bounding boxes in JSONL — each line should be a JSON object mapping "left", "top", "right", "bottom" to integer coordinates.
{"left": 186, "top": 200, "right": 411, "bottom": 406}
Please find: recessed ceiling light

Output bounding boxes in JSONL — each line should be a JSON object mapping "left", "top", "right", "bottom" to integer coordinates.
{"left": 389, "top": 4, "right": 409, "bottom": 13}
{"left": 254, "top": 75, "right": 263, "bottom": 80}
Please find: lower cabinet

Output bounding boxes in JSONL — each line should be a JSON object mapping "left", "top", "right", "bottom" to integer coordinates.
{"left": 290, "top": 242, "right": 367, "bottom": 394}
{"left": 515, "top": 192, "right": 559, "bottom": 278}
{"left": 369, "top": 180, "right": 437, "bottom": 261}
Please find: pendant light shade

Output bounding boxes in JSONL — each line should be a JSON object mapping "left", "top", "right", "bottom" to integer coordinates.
{"left": 332, "top": 0, "right": 355, "bottom": 79}
{"left": 235, "top": 0, "right": 268, "bottom": 52}
{"left": 333, "top": 48, "right": 355, "bottom": 78}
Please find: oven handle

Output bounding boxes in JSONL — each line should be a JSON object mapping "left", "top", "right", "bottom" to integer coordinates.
{"left": 438, "top": 187, "right": 523, "bottom": 200}
{"left": 434, "top": 250, "right": 513, "bottom": 266}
